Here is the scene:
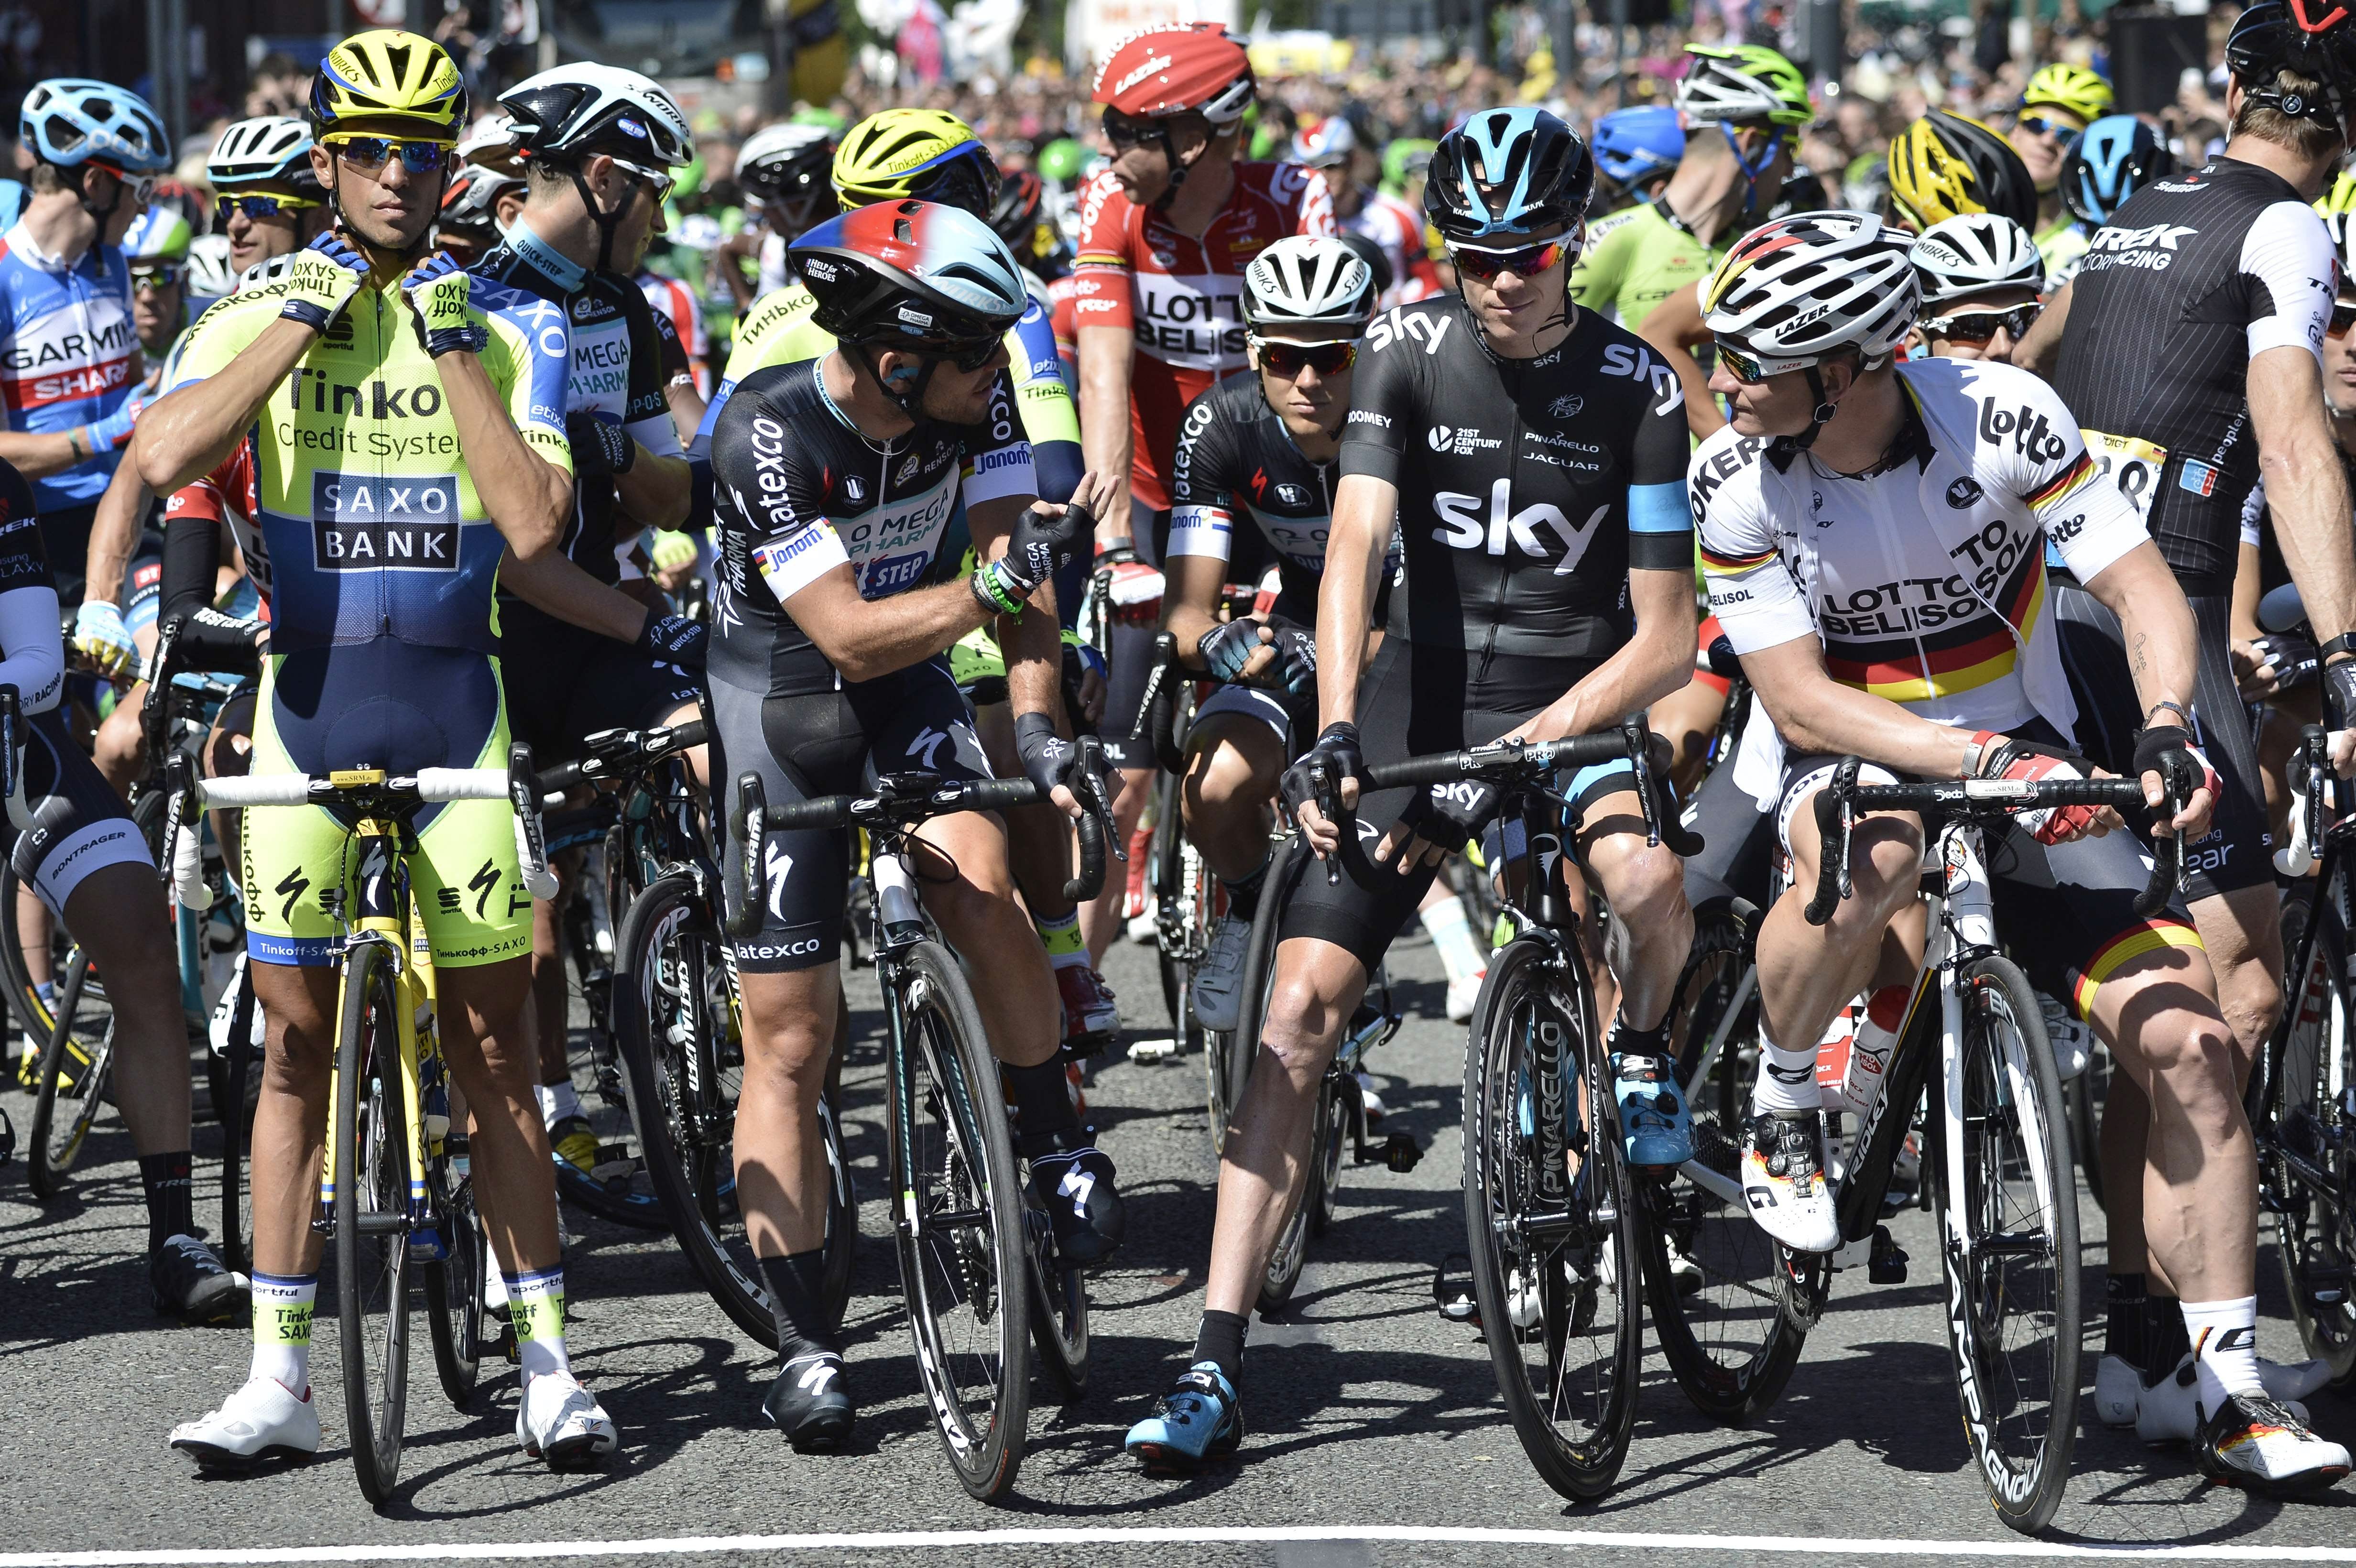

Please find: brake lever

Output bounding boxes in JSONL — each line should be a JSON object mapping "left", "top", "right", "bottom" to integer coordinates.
{"left": 1310, "top": 756, "right": 1341, "bottom": 887}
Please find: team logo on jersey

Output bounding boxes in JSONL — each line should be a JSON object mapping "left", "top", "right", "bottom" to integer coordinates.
{"left": 1428, "top": 425, "right": 1503, "bottom": 455}
{"left": 310, "top": 472, "right": 461, "bottom": 572}
{"left": 1977, "top": 403, "right": 2068, "bottom": 465}
{"left": 1273, "top": 482, "right": 1310, "bottom": 506}
{"left": 845, "top": 475, "right": 866, "bottom": 501}
{"left": 1432, "top": 480, "right": 1607, "bottom": 574}
{"left": 572, "top": 296, "right": 598, "bottom": 320}
{"left": 1946, "top": 477, "right": 1985, "bottom": 509}
{"left": 1549, "top": 395, "right": 1583, "bottom": 419}
{"left": 896, "top": 452, "right": 922, "bottom": 484}
{"left": 1365, "top": 307, "right": 1453, "bottom": 356}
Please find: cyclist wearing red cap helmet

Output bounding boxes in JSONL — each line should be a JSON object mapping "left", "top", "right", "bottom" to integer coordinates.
{"left": 1075, "top": 21, "right": 1334, "bottom": 963}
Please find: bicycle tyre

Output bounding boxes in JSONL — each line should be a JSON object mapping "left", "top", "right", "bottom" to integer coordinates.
{"left": 550, "top": 865, "right": 669, "bottom": 1232}
{"left": 2268, "top": 890, "right": 2356, "bottom": 1386}
{"left": 1218, "top": 837, "right": 1297, "bottom": 1158}
{"left": 0, "top": 858, "right": 65, "bottom": 1048}
{"left": 1025, "top": 1190, "right": 1091, "bottom": 1401}
{"left": 422, "top": 1168, "right": 484, "bottom": 1411}
{"left": 890, "top": 938, "right": 1030, "bottom": 1500}
{"left": 817, "top": 1088, "right": 859, "bottom": 1329}
{"left": 335, "top": 938, "right": 412, "bottom": 1508}
{"left": 1643, "top": 910, "right": 1811, "bottom": 1424}
{"left": 1462, "top": 933, "right": 1641, "bottom": 1502}
{"left": 218, "top": 965, "right": 257, "bottom": 1274}
{"left": 1932, "top": 953, "right": 2078, "bottom": 1535}
{"left": 25, "top": 950, "right": 111, "bottom": 1199}
{"left": 612, "top": 870, "right": 779, "bottom": 1350}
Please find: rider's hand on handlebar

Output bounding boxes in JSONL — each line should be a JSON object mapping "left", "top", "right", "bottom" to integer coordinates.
{"left": 2132, "top": 724, "right": 2219, "bottom": 840}
{"left": 1013, "top": 711, "right": 1109, "bottom": 821}
{"left": 71, "top": 600, "right": 134, "bottom": 682}
{"left": 1973, "top": 731, "right": 2119, "bottom": 844}
{"left": 1280, "top": 722, "right": 1363, "bottom": 859}
{"left": 1378, "top": 778, "right": 1500, "bottom": 873}
{"left": 2323, "top": 660, "right": 2356, "bottom": 778}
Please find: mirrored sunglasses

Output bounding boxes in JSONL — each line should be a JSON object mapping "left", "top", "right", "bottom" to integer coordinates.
{"left": 326, "top": 135, "right": 453, "bottom": 174}
{"left": 1922, "top": 304, "right": 2040, "bottom": 344}
{"left": 1448, "top": 237, "right": 1568, "bottom": 282}
{"left": 1252, "top": 337, "right": 1358, "bottom": 376}
{"left": 216, "top": 193, "right": 316, "bottom": 222}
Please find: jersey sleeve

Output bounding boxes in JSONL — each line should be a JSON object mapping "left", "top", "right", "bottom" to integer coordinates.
{"left": 960, "top": 372, "right": 1037, "bottom": 510}
{"left": 648, "top": 294, "right": 694, "bottom": 389}
{"left": 162, "top": 292, "right": 273, "bottom": 391}
{"left": 480, "top": 291, "right": 574, "bottom": 475}
{"left": 1294, "top": 165, "right": 1337, "bottom": 237}
{"left": 1069, "top": 171, "right": 1136, "bottom": 333}
{"left": 1982, "top": 366, "right": 2148, "bottom": 583}
{"left": 1692, "top": 436, "right": 1811, "bottom": 654}
{"left": 1626, "top": 363, "right": 1694, "bottom": 570}
{"left": 1569, "top": 220, "right": 1630, "bottom": 313}
{"left": 0, "top": 460, "right": 60, "bottom": 713}
{"left": 622, "top": 287, "right": 684, "bottom": 458}
{"left": 2240, "top": 201, "right": 2336, "bottom": 363}
{"left": 1336, "top": 315, "right": 1426, "bottom": 486}
{"left": 1008, "top": 299, "right": 1080, "bottom": 506}
{"left": 1166, "top": 387, "right": 1239, "bottom": 563}
{"left": 710, "top": 368, "right": 848, "bottom": 606}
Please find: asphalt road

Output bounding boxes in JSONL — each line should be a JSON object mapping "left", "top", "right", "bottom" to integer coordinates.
{"left": 2, "top": 928, "right": 2352, "bottom": 1568}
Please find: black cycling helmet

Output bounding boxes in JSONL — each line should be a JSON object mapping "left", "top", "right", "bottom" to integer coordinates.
{"left": 2227, "top": 1, "right": 2356, "bottom": 129}
{"left": 1423, "top": 106, "right": 1595, "bottom": 243}
{"left": 988, "top": 169, "right": 1067, "bottom": 277}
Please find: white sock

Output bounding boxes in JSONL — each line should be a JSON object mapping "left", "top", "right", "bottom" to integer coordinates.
{"left": 1420, "top": 896, "right": 1486, "bottom": 986}
{"left": 2184, "top": 1295, "right": 2263, "bottom": 1408}
{"left": 536, "top": 1079, "right": 583, "bottom": 1128}
{"left": 1751, "top": 1030, "right": 1820, "bottom": 1114}
{"left": 249, "top": 1271, "right": 317, "bottom": 1392}
{"left": 508, "top": 1268, "right": 573, "bottom": 1381}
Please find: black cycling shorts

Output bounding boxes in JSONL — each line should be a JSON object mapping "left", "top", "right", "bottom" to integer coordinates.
{"left": 502, "top": 621, "right": 703, "bottom": 770}
{"left": 1099, "top": 501, "right": 1168, "bottom": 772}
{"left": 2051, "top": 584, "right": 2269, "bottom": 901}
{"left": 1278, "top": 637, "right": 1620, "bottom": 969}
{"left": 12, "top": 707, "right": 153, "bottom": 916}
{"left": 709, "top": 659, "right": 992, "bottom": 974}
{"left": 1680, "top": 744, "right": 1778, "bottom": 914}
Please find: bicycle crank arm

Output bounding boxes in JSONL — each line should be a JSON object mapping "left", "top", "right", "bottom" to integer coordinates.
{"left": 1674, "top": 1156, "right": 1745, "bottom": 1209}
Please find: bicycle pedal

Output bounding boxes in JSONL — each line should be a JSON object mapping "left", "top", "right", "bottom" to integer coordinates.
{"left": 590, "top": 1146, "right": 637, "bottom": 1183}
{"left": 1433, "top": 1252, "right": 1479, "bottom": 1325}
{"left": 1057, "top": 1031, "right": 1117, "bottom": 1065}
{"left": 1866, "top": 1224, "right": 1908, "bottom": 1285}
{"left": 1126, "top": 1035, "right": 1178, "bottom": 1063}
{"left": 1372, "top": 1132, "right": 1422, "bottom": 1173}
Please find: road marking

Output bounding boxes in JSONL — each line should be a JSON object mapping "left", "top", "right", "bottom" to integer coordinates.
{"left": 12, "top": 1528, "right": 2356, "bottom": 1566}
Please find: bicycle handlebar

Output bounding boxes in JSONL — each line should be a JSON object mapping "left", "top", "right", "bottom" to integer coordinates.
{"left": 531, "top": 719, "right": 709, "bottom": 801}
{"left": 1801, "top": 759, "right": 2183, "bottom": 927}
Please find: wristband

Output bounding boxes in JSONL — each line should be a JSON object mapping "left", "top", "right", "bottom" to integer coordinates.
{"left": 2145, "top": 699, "right": 2192, "bottom": 728}
{"left": 66, "top": 428, "right": 86, "bottom": 461}
{"left": 2323, "top": 633, "right": 2356, "bottom": 662}
{"left": 970, "top": 558, "right": 1024, "bottom": 618}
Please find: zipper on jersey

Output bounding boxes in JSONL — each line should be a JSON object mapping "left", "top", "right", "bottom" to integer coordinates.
{"left": 371, "top": 286, "right": 392, "bottom": 641}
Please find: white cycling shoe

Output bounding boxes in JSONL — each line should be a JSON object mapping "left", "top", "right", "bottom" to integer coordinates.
{"left": 516, "top": 1371, "right": 619, "bottom": 1470}
{"left": 169, "top": 1377, "right": 321, "bottom": 1471}
{"left": 1191, "top": 915, "right": 1250, "bottom": 1033}
{"left": 1741, "top": 1111, "right": 1842, "bottom": 1253}
{"left": 2137, "top": 1355, "right": 2312, "bottom": 1445}
{"left": 1446, "top": 971, "right": 1486, "bottom": 1024}
{"left": 2095, "top": 1353, "right": 2141, "bottom": 1427}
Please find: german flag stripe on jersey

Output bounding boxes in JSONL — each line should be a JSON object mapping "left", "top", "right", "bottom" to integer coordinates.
{"left": 2071, "top": 920, "right": 2204, "bottom": 1017}
{"left": 2027, "top": 451, "right": 2099, "bottom": 512}
{"left": 1699, "top": 541, "right": 1780, "bottom": 574}
{"left": 1822, "top": 547, "right": 2046, "bottom": 702}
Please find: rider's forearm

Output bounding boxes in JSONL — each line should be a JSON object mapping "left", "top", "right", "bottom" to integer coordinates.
{"left": 2261, "top": 412, "right": 2356, "bottom": 649}
{"left": 1163, "top": 599, "right": 1220, "bottom": 664}
{"left": 0, "top": 428, "right": 91, "bottom": 480}
{"left": 439, "top": 351, "right": 571, "bottom": 560}
{"left": 1514, "top": 619, "right": 1696, "bottom": 744}
{"left": 614, "top": 450, "right": 690, "bottom": 531}
{"left": 1754, "top": 664, "right": 1979, "bottom": 779}
{"left": 798, "top": 579, "right": 994, "bottom": 684}
{"left": 2084, "top": 543, "right": 2202, "bottom": 723}
{"left": 138, "top": 318, "right": 314, "bottom": 492}
{"left": 1078, "top": 327, "right": 1134, "bottom": 545}
{"left": 497, "top": 547, "right": 655, "bottom": 644}
{"left": 82, "top": 459, "right": 150, "bottom": 607}
{"left": 1003, "top": 599, "right": 1064, "bottom": 724}
{"left": 1313, "top": 495, "right": 1388, "bottom": 731}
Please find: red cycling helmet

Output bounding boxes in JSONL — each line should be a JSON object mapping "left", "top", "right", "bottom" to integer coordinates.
{"left": 1092, "top": 23, "right": 1255, "bottom": 125}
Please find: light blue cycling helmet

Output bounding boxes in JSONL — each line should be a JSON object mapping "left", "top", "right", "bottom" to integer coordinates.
{"left": 1593, "top": 106, "right": 1684, "bottom": 191}
{"left": 2061, "top": 114, "right": 2175, "bottom": 228}
{"left": 20, "top": 78, "right": 170, "bottom": 174}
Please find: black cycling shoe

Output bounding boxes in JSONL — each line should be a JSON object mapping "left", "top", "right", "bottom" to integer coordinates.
{"left": 152, "top": 1234, "right": 247, "bottom": 1324}
{"left": 762, "top": 1352, "right": 854, "bottom": 1452}
{"left": 1029, "top": 1139, "right": 1125, "bottom": 1266}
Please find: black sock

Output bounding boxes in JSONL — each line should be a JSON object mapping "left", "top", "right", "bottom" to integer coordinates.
{"left": 1223, "top": 861, "right": 1269, "bottom": 924}
{"left": 1610, "top": 1015, "right": 1672, "bottom": 1058}
{"left": 1005, "top": 1058, "right": 1079, "bottom": 1153}
{"left": 2143, "top": 1292, "right": 2189, "bottom": 1386}
{"left": 138, "top": 1151, "right": 194, "bottom": 1255}
{"left": 1191, "top": 1308, "right": 1249, "bottom": 1387}
{"left": 2104, "top": 1272, "right": 2148, "bottom": 1365}
{"left": 758, "top": 1249, "right": 841, "bottom": 1363}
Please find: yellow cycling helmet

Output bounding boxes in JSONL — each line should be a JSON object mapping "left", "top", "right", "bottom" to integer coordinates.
{"left": 310, "top": 30, "right": 467, "bottom": 141}
{"left": 1887, "top": 109, "right": 2039, "bottom": 231}
{"left": 1678, "top": 44, "right": 1814, "bottom": 128}
{"left": 2318, "top": 167, "right": 2356, "bottom": 217}
{"left": 832, "top": 108, "right": 1001, "bottom": 218}
{"left": 2021, "top": 63, "right": 2113, "bottom": 125}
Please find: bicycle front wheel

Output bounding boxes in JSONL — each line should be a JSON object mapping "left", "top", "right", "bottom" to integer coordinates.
{"left": 335, "top": 939, "right": 413, "bottom": 1507}
{"left": 2269, "top": 890, "right": 2356, "bottom": 1386}
{"left": 1462, "top": 933, "right": 1641, "bottom": 1501}
{"left": 422, "top": 1164, "right": 483, "bottom": 1411}
{"left": 24, "top": 951, "right": 113, "bottom": 1199}
{"left": 891, "top": 939, "right": 1029, "bottom": 1501}
{"left": 1932, "top": 954, "right": 2079, "bottom": 1535}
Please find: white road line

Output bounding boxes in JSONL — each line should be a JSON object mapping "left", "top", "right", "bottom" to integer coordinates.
{"left": 10, "top": 1527, "right": 2356, "bottom": 1567}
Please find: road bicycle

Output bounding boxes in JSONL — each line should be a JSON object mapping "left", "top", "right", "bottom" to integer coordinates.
{"left": 162, "top": 746, "right": 554, "bottom": 1505}
{"left": 722, "top": 744, "right": 1109, "bottom": 1501}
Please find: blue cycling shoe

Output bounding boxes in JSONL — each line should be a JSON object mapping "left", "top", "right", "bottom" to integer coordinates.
{"left": 1123, "top": 1362, "right": 1242, "bottom": 1468}
{"left": 1611, "top": 1050, "right": 1693, "bottom": 1167}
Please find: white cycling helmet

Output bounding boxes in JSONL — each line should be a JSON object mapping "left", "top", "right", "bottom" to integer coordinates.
{"left": 457, "top": 113, "right": 524, "bottom": 175}
{"left": 185, "top": 234, "right": 237, "bottom": 301}
{"left": 1703, "top": 209, "right": 1919, "bottom": 368}
{"left": 1290, "top": 116, "right": 1356, "bottom": 168}
{"left": 1909, "top": 213, "right": 2044, "bottom": 308}
{"left": 498, "top": 64, "right": 694, "bottom": 170}
{"left": 208, "top": 116, "right": 315, "bottom": 189}
{"left": 1243, "top": 234, "right": 1376, "bottom": 335}
{"left": 233, "top": 250, "right": 300, "bottom": 293}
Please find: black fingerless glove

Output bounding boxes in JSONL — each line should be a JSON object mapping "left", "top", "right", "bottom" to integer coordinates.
{"left": 567, "top": 411, "right": 637, "bottom": 479}
{"left": 1279, "top": 721, "right": 1363, "bottom": 818}
{"left": 1398, "top": 776, "right": 1500, "bottom": 852}
{"left": 635, "top": 611, "right": 705, "bottom": 668}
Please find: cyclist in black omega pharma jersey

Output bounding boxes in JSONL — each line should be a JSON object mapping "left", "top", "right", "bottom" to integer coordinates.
{"left": 2027, "top": 0, "right": 2356, "bottom": 1436}
{"left": 1121, "top": 108, "right": 1698, "bottom": 1472}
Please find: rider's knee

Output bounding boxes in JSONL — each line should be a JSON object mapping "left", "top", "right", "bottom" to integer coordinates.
{"left": 1599, "top": 838, "right": 1689, "bottom": 933}
{"left": 1258, "top": 972, "right": 1346, "bottom": 1081}
{"left": 742, "top": 1008, "right": 835, "bottom": 1092}
{"left": 2130, "top": 1008, "right": 2239, "bottom": 1104}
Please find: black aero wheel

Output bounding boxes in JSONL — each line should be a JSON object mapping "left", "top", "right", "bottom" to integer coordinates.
{"left": 1643, "top": 911, "right": 1811, "bottom": 1423}
{"left": 217, "top": 964, "right": 259, "bottom": 1274}
{"left": 1933, "top": 954, "right": 2079, "bottom": 1535}
{"left": 25, "top": 949, "right": 111, "bottom": 1198}
{"left": 335, "top": 939, "right": 412, "bottom": 1508}
{"left": 612, "top": 871, "right": 778, "bottom": 1348}
{"left": 817, "top": 1087, "right": 859, "bottom": 1330}
{"left": 2270, "top": 892, "right": 2356, "bottom": 1387}
{"left": 891, "top": 939, "right": 1029, "bottom": 1501}
{"left": 1461, "top": 934, "right": 1641, "bottom": 1501}
{"left": 1025, "top": 1192, "right": 1091, "bottom": 1402}
{"left": 422, "top": 1166, "right": 483, "bottom": 1411}
{"left": 1218, "top": 839, "right": 1297, "bottom": 1160}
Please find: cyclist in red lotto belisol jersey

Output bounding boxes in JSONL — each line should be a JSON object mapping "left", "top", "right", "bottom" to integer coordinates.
{"left": 1073, "top": 21, "right": 1333, "bottom": 962}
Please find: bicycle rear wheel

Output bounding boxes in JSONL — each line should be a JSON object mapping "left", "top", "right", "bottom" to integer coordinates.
{"left": 1462, "top": 933, "right": 1641, "bottom": 1501}
{"left": 335, "top": 939, "right": 412, "bottom": 1508}
{"left": 217, "top": 967, "right": 259, "bottom": 1275}
{"left": 892, "top": 939, "right": 1030, "bottom": 1499}
{"left": 1025, "top": 1180, "right": 1091, "bottom": 1401}
{"left": 1643, "top": 909, "right": 1811, "bottom": 1423}
{"left": 422, "top": 1162, "right": 484, "bottom": 1411}
{"left": 25, "top": 951, "right": 115, "bottom": 1199}
{"left": 2269, "top": 890, "right": 2356, "bottom": 1386}
{"left": 1933, "top": 953, "right": 2078, "bottom": 1534}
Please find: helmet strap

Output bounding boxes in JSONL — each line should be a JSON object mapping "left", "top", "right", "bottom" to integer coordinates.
{"left": 567, "top": 167, "right": 625, "bottom": 274}
{"left": 71, "top": 164, "right": 122, "bottom": 225}
{"left": 1770, "top": 364, "right": 1840, "bottom": 458}
{"left": 1152, "top": 127, "right": 1189, "bottom": 211}
{"left": 855, "top": 341, "right": 940, "bottom": 418}
{"left": 1720, "top": 121, "right": 1783, "bottom": 210}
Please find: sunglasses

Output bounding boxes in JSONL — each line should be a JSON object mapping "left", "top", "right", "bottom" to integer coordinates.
{"left": 216, "top": 193, "right": 316, "bottom": 222}
{"left": 325, "top": 135, "right": 454, "bottom": 175}
{"left": 1921, "top": 305, "right": 2040, "bottom": 344}
{"left": 1253, "top": 337, "right": 1359, "bottom": 376}
{"left": 612, "top": 158, "right": 678, "bottom": 207}
{"left": 907, "top": 149, "right": 1001, "bottom": 218}
{"left": 1101, "top": 110, "right": 1166, "bottom": 152}
{"left": 2331, "top": 299, "right": 2356, "bottom": 338}
{"left": 912, "top": 336, "right": 1005, "bottom": 372}
{"left": 1448, "top": 237, "right": 1569, "bottom": 282}
{"left": 2017, "top": 115, "right": 2082, "bottom": 143}
{"left": 1712, "top": 338, "right": 1821, "bottom": 383}
{"left": 130, "top": 263, "right": 182, "bottom": 290}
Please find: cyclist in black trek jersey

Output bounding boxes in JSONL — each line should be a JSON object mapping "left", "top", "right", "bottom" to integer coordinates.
{"left": 705, "top": 200, "right": 1125, "bottom": 1450}
{"left": 468, "top": 65, "right": 715, "bottom": 1190}
{"left": 1163, "top": 235, "right": 1381, "bottom": 1032}
{"left": 2024, "top": 0, "right": 2356, "bottom": 1433}
{"left": 1122, "top": 108, "right": 1699, "bottom": 1472}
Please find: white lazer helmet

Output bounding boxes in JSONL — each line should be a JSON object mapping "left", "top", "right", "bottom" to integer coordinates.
{"left": 1703, "top": 209, "right": 1919, "bottom": 369}
{"left": 498, "top": 64, "right": 694, "bottom": 171}
{"left": 1909, "top": 213, "right": 2043, "bottom": 308}
{"left": 1243, "top": 234, "right": 1376, "bottom": 336}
